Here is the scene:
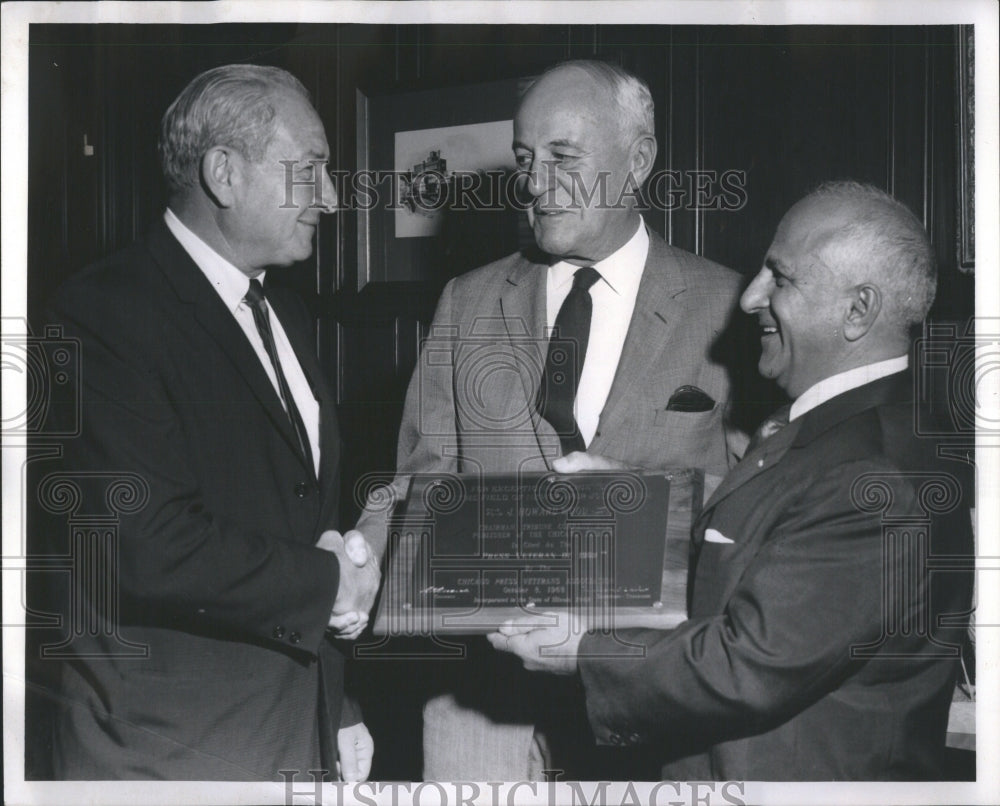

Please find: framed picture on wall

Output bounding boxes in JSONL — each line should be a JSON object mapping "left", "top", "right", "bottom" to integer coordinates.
{"left": 356, "top": 76, "right": 530, "bottom": 291}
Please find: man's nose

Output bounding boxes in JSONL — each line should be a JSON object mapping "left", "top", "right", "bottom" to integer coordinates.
{"left": 319, "top": 169, "right": 338, "bottom": 213}
{"left": 740, "top": 268, "right": 772, "bottom": 313}
{"left": 522, "top": 158, "right": 554, "bottom": 198}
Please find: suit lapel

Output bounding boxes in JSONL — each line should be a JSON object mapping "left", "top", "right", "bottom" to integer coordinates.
{"left": 145, "top": 222, "right": 309, "bottom": 469}
{"left": 697, "top": 370, "right": 913, "bottom": 529}
{"left": 697, "top": 417, "right": 802, "bottom": 523}
{"left": 498, "top": 254, "right": 553, "bottom": 458}
{"left": 498, "top": 253, "right": 547, "bottom": 335}
{"left": 265, "top": 286, "right": 341, "bottom": 488}
{"left": 590, "top": 230, "right": 687, "bottom": 453}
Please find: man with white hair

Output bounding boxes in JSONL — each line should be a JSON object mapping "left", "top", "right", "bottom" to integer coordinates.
{"left": 45, "top": 64, "right": 377, "bottom": 780}
{"left": 492, "top": 181, "right": 975, "bottom": 780}
{"left": 355, "top": 59, "right": 744, "bottom": 780}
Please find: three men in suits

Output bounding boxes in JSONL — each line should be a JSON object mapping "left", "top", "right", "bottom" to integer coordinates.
{"left": 355, "top": 60, "right": 744, "bottom": 780}
{"left": 491, "top": 181, "right": 975, "bottom": 780}
{"left": 44, "top": 65, "right": 378, "bottom": 780}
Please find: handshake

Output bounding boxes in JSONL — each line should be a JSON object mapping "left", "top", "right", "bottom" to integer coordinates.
{"left": 316, "top": 529, "right": 381, "bottom": 641}
{"left": 314, "top": 452, "right": 624, "bottom": 642}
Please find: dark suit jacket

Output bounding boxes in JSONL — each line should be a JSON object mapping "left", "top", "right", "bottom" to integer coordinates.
{"left": 356, "top": 227, "right": 743, "bottom": 555}
{"left": 44, "top": 221, "right": 356, "bottom": 780}
{"left": 578, "top": 370, "right": 974, "bottom": 780}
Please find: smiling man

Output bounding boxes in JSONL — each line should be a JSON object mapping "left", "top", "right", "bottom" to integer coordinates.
{"left": 354, "top": 59, "right": 744, "bottom": 780}
{"left": 747, "top": 187, "right": 929, "bottom": 399}
{"left": 491, "top": 181, "right": 975, "bottom": 780}
{"left": 44, "top": 64, "right": 377, "bottom": 780}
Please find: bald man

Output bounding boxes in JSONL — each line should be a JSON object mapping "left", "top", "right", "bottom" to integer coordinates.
{"left": 492, "top": 181, "right": 975, "bottom": 780}
{"left": 354, "top": 59, "right": 745, "bottom": 780}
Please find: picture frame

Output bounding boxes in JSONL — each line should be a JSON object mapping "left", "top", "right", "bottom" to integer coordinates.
{"left": 355, "top": 76, "right": 529, "bottom": 291}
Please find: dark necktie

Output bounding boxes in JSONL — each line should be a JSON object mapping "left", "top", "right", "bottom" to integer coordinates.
{"left": 538, "top": 266, "right": 602, "bottom": 455}
{"left": 244, "top": 279, "right": 315, "bottom": 476}
{"left": 745, "top": 403, "right": 792, "bottom": 454}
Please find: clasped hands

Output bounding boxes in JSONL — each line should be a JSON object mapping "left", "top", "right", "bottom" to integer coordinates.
{"left": 488, "top": 450, "right": 627, "bottom": 673}
{"left": 316, "top": 528, "right": 380, "bottom": 640}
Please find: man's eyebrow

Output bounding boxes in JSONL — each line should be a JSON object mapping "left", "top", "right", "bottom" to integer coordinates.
{"left": 547, "top": 138, "right": 581, "bottom": 149}
{"left": 511, "top": 138, "right": 582, "bottom": 151}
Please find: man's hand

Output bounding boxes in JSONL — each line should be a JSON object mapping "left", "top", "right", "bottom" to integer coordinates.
{"left": 554, "top": 451, "right": 631, "bottom": 473}
{"left": 336, "top": 722, "right": 374, "bottom": 782}
{"left": 486, "top": 612, "right": 586, "bottom": 675}
{"left": 316, "top": 529, "right": 381, "bottom": 640}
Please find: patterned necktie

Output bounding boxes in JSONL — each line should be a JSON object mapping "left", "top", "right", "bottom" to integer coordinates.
{"left": 538, "top": 266, "right": 602, "bottom": 455}
{"left": 244, "top": 279, "right": 315, "bottom": 476}
{"left": 745, "top": 403, "right": 792, "bottom": 454}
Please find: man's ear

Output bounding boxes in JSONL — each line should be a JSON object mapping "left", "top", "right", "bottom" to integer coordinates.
{"left": 628, "top": 133, "right": 658, "bottom": 186}
{"left": 843, "top": 283, "right": 882, "bottom": 341}
{"left": 200, "top": 146, "right": 238, "bottom": 208}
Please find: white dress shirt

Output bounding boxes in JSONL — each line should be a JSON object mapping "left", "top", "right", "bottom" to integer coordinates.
{"left": 164, "top": 209, "right": 321, "bottom": 475}
{"left": 790, "top": 354, "right": 909, "bottom": 421}
{"left": 545, "top": 219, "right": 648, "bottom": 447}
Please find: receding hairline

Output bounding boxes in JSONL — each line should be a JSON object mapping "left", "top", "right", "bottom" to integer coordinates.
{"left": 159, "top": 64, "right": 321, "bottom": 194}
{"left": 784, "top": 183, "right": 938, "bottom": 326}
{"left": 788, "top": 197, "right": 858, "bottom": 255}
{"left": 260, "top": 91, "right": 327, "bottom": 143}
{"left": 516, "top": 61, "right": 651, "bottom": 139}
{"left": 519, "top": 63, "right": 617, "bottom": 110}
{"left": 792, "top": 190, "right": 911, "bottom": 260}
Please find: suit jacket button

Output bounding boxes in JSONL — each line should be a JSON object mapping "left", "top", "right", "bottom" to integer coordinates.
{"left": 294, "top": 482, "right": 310, "bottom": 498}
{"left": 289, "top": 631, "right": 302, "bottom": 644}
{"left": 273, "top": 625, "right": 286, "bottom": 639}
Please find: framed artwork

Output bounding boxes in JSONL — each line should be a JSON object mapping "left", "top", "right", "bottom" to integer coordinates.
{"left": 356, "top": 76, "right": 529, "bottom": 290}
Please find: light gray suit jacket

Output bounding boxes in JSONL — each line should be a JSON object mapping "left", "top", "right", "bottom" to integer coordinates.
{"left": 358, "top": 228, "right": 743, "bottom": 557}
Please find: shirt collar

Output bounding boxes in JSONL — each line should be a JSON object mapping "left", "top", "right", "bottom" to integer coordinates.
{"left": 790, "top": 354, "right": 910, "bottom": 421}
{"left": 164, "top": 208, "right": 263, "bottom": 312}
{"left": 548, "top": 218, "right": 648, "bottom": 294}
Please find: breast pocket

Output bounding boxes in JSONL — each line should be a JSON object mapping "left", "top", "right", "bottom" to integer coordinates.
{"left": 653, "top": 404, "right": 719, "bottom": 430}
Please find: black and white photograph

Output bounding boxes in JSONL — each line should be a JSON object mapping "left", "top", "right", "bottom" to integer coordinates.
{"left": 2, "top": 2, "right": 997, "bottom": 805}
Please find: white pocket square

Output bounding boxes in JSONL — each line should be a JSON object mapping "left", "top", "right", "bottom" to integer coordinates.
{"left": 704, "top": 528, "right": 734, "bottom": 544}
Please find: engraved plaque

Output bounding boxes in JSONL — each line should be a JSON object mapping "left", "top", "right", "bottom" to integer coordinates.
{"left": 373, "top": 470, "right": 702, "bottom": 635}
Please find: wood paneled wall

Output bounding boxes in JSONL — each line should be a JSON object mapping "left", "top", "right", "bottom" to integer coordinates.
{"left": 25, "top": 22, "right": 973, "bottom": 781}
{"left": 28, "top": 23, "right": 971, "bottom": 524}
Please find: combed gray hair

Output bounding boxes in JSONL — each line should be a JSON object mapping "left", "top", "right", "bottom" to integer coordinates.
{"left": 532, "top": 59, "right": 655, "bottom": 142}
{"left": 811, "top": 180, "right": 937, "bottom": 328}
{"left": 159, "top": 64, "right": 310, "bottom": 194}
